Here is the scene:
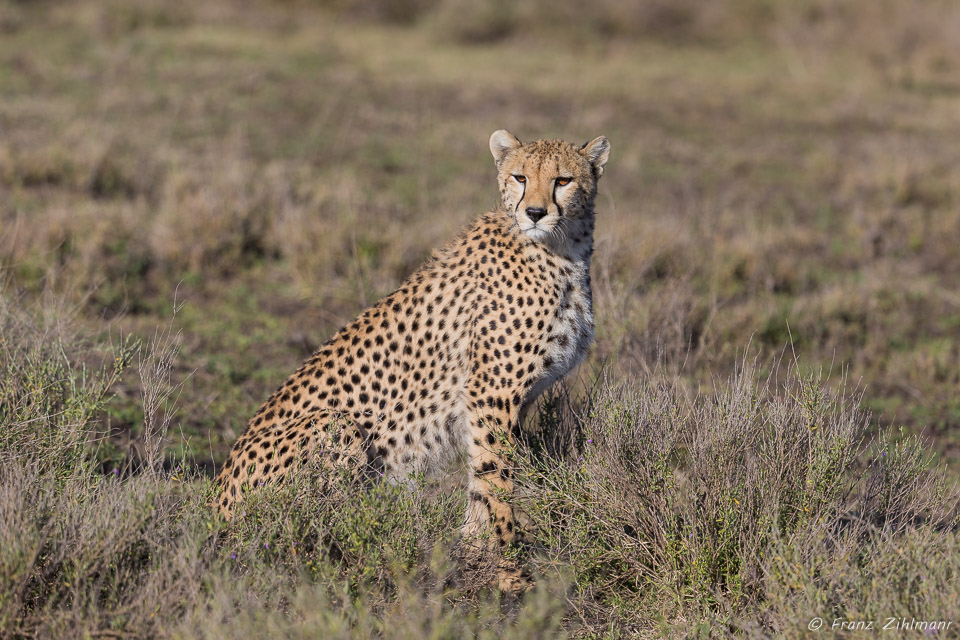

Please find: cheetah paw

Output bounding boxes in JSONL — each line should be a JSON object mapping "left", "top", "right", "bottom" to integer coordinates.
{"left": 497, "top": 568, "right": 534, "bottom": 594}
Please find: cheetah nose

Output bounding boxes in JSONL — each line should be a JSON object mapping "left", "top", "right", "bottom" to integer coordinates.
{"left": 525, "top": 207, "right": 547, "bottom": 223}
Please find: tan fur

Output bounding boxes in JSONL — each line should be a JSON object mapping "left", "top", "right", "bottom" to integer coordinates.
{"left": 214, "top": 130, "right": 610, "bottom": 591}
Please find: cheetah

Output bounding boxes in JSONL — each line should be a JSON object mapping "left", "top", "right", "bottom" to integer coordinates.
{"left": 214, "top": 130, "right": 610, "bottom": 591}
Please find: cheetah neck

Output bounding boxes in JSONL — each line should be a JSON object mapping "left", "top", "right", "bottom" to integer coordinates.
{"left": 553, "top": 213, "right": 595, "bottom": 264}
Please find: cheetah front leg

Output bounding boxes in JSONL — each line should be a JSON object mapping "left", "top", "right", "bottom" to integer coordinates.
{"left": 462, "top": 389, "right": 532, "bottom": 593}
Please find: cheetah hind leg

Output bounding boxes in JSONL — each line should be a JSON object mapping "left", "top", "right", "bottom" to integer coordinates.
{"left": 283, "top": 412, "right": 383, "bottom": 499}
{"left": 216, "top": 410, "right": 376, "bottom": 517}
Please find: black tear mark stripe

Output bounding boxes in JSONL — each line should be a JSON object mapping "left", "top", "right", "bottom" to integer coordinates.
{"left": 552, "top": 181, "right": 564, "bottom": 218}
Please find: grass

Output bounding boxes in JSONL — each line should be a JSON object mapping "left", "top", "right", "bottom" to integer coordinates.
{"left": 2, "top": 0, "right": 960, "bottom": 635}
{"left": 2, "top": 291, "right": 958, "bottom": 637}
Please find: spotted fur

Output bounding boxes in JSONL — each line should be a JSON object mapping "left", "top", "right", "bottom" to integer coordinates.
{"left": 214, "top": 130, "right": 610, "bottom": 591}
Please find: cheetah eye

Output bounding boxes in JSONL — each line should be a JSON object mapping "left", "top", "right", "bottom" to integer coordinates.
{"left": 513, "top": 175, "right": 526, "bottom": 184}
{"left": 556, "top": 177, "right": 572, "bottom": 187}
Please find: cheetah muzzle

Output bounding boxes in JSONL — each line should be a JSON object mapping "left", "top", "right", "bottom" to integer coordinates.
{"left": 214, "top": 130, "right": 611, "bottom": 593}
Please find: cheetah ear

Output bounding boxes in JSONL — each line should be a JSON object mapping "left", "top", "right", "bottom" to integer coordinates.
{"left": 580, "top": 136, "right": 611, "bottom": 177}
{"left": 489, "top": 130, "right": 522, "bottom": 167}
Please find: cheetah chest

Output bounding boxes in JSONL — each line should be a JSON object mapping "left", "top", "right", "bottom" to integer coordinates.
{"left": 527, "top": 260, "right": 594, "bottom": 403}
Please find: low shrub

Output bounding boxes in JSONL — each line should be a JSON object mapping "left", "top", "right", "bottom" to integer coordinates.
{"left": 1, "top": 291, "right": 955, "bottom": 637}
{"left": 513, "top": 369, "right": 958, "bottom": 634}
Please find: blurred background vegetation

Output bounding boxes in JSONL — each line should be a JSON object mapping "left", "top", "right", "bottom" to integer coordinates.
{"left": 1, "top": 0, "right": 960, "bottom": 635}
{"left": 3, "top": 0, "right": 959, "bottom": 472}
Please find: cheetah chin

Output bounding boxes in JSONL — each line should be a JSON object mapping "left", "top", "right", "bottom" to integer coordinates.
{"left": 214, "top": 129, "right": 610, "bottom": 593}
{"left": 518, "top": 223, "right": 552, "bottom": 243}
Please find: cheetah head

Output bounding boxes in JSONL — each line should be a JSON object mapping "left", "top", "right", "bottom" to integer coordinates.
{"left": 489, "top": 130, "right": 610, "bottom": 245}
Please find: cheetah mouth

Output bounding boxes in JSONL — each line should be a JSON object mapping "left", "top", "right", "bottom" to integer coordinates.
{"left": 517, "top": 213, "right": 559, "bottom": 241}
{"left": 520, "top": 224, "right": 553, "bottom": 242}
{"left": 518, "top": 214, "right": 564, "bottom": 243}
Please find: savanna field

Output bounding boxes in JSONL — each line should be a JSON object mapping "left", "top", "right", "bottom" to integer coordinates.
{"left": 2, "top": 0, "right": 960, "bottom": 637}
